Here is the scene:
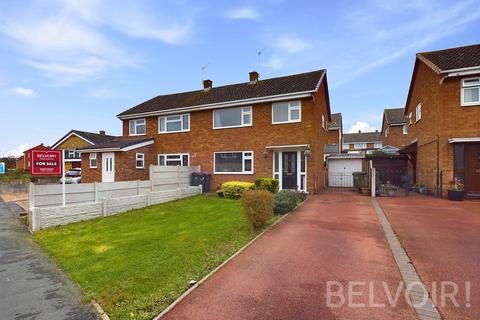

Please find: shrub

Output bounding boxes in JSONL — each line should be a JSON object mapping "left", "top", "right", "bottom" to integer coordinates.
{"left": 254, "top": 178, "right": 279, "bottom": 193}
{"left": 273, "top": 190, "right": 300, "bottom": 214}
{"left": 240, "top": 190, "right": 273, "bottom": 229}
{"left": 221, "top": 181, "right": 255, "bottom": 199}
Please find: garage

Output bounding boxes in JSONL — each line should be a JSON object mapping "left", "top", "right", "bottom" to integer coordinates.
{"left": 327, "top": 154, "right": 365, "bottom": 187}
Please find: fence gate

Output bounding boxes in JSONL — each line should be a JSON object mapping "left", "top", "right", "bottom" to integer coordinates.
{"left": 325, "top": 169, "right": 371, "bottom": 193}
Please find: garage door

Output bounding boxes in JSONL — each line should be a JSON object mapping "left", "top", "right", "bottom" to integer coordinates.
{"left": 328, "top": 159, "right": 363, "bottom": 187}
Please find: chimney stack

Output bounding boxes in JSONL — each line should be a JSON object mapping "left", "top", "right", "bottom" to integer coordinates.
{"left": 203, "top": 79, "right": 212, "bottom": 91}
{"left": 99, "top": 130, "right": 106, "bottom": 135}
{"left": 249, "top": 71, "right": 259, "bottom": 84}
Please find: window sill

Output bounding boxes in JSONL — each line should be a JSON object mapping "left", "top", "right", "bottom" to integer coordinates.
{"left": 271, "top": 120, "right": 301, "bottom": 125}
{"left": 129, "top": 133, "right": 146, "bottom": 137}
{"left": 214, "top": 172, "right": 254, "bottom": 175}
{"left": 212, "top": 124, "right": 252, "bottom": 130}
{"left": 461, "top": 102, "right": 480, "bottom": 107}
{"left": 158, "top": 130, "right": 190, "bottom": 134}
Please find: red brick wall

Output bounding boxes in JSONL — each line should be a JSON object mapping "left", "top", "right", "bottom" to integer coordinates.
{"left": 382, "top": 120, "right": 410, "bottom": 148}
{"left": 113, "top": 82, "right": 330, "bottom": 193}
{"left": 81, "top": 153, "right": 102, "bottom": 182}
{"left": 327, "top": 128, "right": 340, "bottom": 145}
{"left": 405, "top": 59, "right": 480, "bottom": 195}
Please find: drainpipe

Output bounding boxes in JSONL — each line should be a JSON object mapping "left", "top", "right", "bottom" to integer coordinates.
{"left": 436, "top": 134, "right": 440, "bottom": 197}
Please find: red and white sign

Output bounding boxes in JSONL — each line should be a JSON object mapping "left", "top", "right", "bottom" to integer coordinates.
{"left": 29, "top": 150, "right": 63, "bottom": 176}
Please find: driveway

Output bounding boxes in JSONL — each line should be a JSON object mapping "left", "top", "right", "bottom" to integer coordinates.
{"left": 378, "top": 197, "right": 480, "bottom": 320}
{"left": 0, "top": 200, "right": 97, "bottom": 320}
{"left": 163, "top": 193, "right": 416, "bottom": 320}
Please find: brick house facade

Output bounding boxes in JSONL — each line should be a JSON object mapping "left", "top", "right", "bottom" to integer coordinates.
{"left": 80, "top": 70, "right": 332, "bottom": 194}
{"left": 381, "top": 108, "right": 409, "bottom": 148}
{"left": 342, "top": 131, "right": 382, "bottom": 153}
{"left": 402, "top": 44, "right": 480, "bottom": 197}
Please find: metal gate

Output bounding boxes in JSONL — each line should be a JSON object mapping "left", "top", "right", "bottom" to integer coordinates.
{"left": 325, "top": 168, "right": 371, "bottom": 193}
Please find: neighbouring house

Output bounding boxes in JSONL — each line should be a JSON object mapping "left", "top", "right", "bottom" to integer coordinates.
{"left": 401, "top": 44, "right": 480, "bottom": 198}
{"left": 50, "top": 130, "right": 116, "bottom": 171}
{"left": 16, "top": 155, "right": 25, "bottom": 170}
{"left": 342, "top": 131, "right": 382, "bottom": 154}
{"left": 22, "top": 144, "right": 51, "bottom": 171}
{"left": 381, "top": 108, "right": 409, "bottom": 148}
{"left": 324, "top": 112, "right": 342, "bottom": 157}
{"left": 79, "top": 70, "right": 332, "bottom": 193}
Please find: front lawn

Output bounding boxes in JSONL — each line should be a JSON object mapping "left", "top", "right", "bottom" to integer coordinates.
{"left": 35, "top": 194, "right": 279, "bottom": 320}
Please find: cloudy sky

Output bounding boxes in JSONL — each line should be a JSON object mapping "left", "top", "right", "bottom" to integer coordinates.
{"left": 0, "top": 0, "right": 479, "bottom": 156}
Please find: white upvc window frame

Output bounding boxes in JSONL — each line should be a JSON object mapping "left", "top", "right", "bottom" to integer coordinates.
{"left": 354, "top": 143, "right": 367, "bottom": 149}
{"left": 213, "top": 106, "right": 252, "bottom": 129}
{"left": 402, "top": 124, "right": 408, "bottom": 134}
{"left": 158, "top": 153, "right": 190, "bottom": 166}
{"left": 342, "top": 144, "right": 350, "bottom": 150}
{"left": 415, "top": 103, "right": 422, "bottom": 122}
{"left": 135, "top": 153, "right": 145, "bottom": 169}
{"left": 385, "top": 127, "right": 389, "bottom": 138}
{"left": 129, "top": 118, "right": 146, "bottom": 136}
{"left": 158, "top": 113, "right": 190, "bottom": 134}
{"left": 89, "top": 153, "right": 97, "bottom": 168}
{"left": 322, "top": 114, "right": 326, "bottom": 129}
{"left": 271, "top": 100, "right": 301, "bottom": 124}
{"left": 408, "top": 112, "right": 413, "bottom": 125}
{"left": 374, "top": 143, "right": 382, "bottom": 148}
{"left": 272, "top": 151, "right": 308, "bottom": 192}
{"left": 461, "top": 77, "right": 480, "bottom": 106}
{"left": 213, "top": 151, "right": 254, "bottom": 175}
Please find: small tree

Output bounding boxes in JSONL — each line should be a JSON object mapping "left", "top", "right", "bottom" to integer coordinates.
{"left": 240, "top": 190, "right": 273, "bottom": 229}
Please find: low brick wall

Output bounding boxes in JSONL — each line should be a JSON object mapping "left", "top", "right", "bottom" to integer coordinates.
{"left": 29, "top": 186, "right": 202, "bottom": 231}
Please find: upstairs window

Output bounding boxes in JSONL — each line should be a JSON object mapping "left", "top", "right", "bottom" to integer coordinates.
{"left": 461, "top": 77, "right": 480, "bottom": 106}
{"left": 354, "top": 143, "right": 367, "bottom": 149}
{"left": 342, "top": 144, "right": 350, "bottom": 150}
{"left": 403, "top": 124, "right": 408, "bottom": 134}
{"left": 136, "top": 153, "right": 145, "bottom": 169}
{"left": 213, "top": 106, "right": 252, "bottom": 129}
{"left": 272, "top": 101, "right": 301, "bottom": 124}
{"left": 415, "top": 103, "right": 422, "bottom": 122}
{"left": 159, "top": 114, "right": 189, "bottom": 133}
{"left": 408, "top": 112, "right": 413, "bottom": 125}
{"left": 129, "top": 119, "right": 146, "bottom": 135}
{"left": 89, "top": 153, "right": 97, "bottom": 168}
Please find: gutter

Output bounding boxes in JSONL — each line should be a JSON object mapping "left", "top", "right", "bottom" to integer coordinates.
{"left": 440, "top": 66, "right": 480, "bottom": 77}
{"left": 117, "top": 91, "right": 315, "bottom": 119}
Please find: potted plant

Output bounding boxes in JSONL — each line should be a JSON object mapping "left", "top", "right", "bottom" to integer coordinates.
{"left": 447, "top": 179, "right": 464, "bottom": 201}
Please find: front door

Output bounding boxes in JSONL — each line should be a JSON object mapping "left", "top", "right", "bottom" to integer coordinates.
{"left": 465, "top": 143, "right": 480, "bottom": 196}
{"left": 102, "top": 152, "right": 115, "bottom": 182}
{"left": 282, "top": 152, "right": 297, "bottom": 189}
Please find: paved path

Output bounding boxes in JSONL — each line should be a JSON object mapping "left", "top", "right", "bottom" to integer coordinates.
{"left": 379, "top": 197, "right": 480, "bottom": 320}
{"left": 163, "top": 193, "right": 416, "bottom": 320}
{"left": 0, "top": 200, "right": 97, "bottom": 320}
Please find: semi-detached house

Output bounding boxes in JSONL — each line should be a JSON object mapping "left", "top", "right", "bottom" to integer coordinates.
{"left": 80, "top": 70, "right": 332, "bottom": 194}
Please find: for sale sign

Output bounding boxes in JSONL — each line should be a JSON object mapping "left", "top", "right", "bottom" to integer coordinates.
{"left": 30, "top": 150, "right": 63, "bottom": 176}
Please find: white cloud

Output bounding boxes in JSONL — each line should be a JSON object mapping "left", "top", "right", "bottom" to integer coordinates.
{"left": 273, "top": 36, "right": 310, "bottom": 53}
{"left": 0, "top": 0, "right": 194, "bottom": 84}
{"left": 2, "top": 144, "right": 31, "bottom": 157}
{"left": 11, "top": 87, "right": 36, "bottom": 96}
{"left": 348, "top": 121, "right": 378, "bottom": 133}
{"left": 225, "top": 7, "right": 260, "bottom": 20}
{"left": 260, "top": 57, "right": 285, "bottom": 70}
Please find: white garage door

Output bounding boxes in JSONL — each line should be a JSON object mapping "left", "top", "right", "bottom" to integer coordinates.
{"left": 328, "top": 159, "right": 363, "bottom": 187}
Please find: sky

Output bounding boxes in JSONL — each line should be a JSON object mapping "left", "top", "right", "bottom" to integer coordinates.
{"left": 0, "top": 0, "right": 479, "bottom": 157}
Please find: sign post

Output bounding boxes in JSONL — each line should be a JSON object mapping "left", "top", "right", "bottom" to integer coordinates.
{"left": 62, "top": 150, "right": 66, "bottom": 207}
{"left": 0, "top": 162, "right": 5, "bottom": 175}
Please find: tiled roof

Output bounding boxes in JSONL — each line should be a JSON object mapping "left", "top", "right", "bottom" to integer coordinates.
{"left": 118, "top": 70, "right": 326, "bottom": 117}
{"left": 328, "top": 113, "right": 342, "bottom": 129}
{"left": 343, "top": 131, "right": 381, "bottom": 143}
{"left": 418, "top": 44, "right": 480, "bottom": 72}
{"left": 384, "top": 108, "right": 407, "bottom": 124}
{"left": 71, "top": 130, "right": 117, "bottom": 144}
{"left": 77, "top": 137, "right": 153, "bottom": 151}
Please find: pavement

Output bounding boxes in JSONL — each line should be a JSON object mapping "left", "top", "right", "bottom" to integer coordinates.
{"left": 378, "top": 197, "right": 480, "bottom": 320}
{"left": 163, "top": 193, "right": 417, "bottom": 320}
{"left": 0, "top": 200, "right": 98, "bottom": 320}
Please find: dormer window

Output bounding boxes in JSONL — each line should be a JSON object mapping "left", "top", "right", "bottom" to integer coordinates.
{"left": 461, "top": 77, "right": 480, "bottom": 106}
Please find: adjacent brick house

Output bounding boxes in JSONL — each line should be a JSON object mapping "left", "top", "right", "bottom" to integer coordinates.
{"left": 51, "top": 130, "right": 116, "bottom": 170}
{"left": 381, "top": 108, "right": 409, "bottom": 148}
{"left": 342, "top": 131, "right": 382, "bottom": 154}
{"left": 80, "top": 70, "right": 332, "bottom": 193}
{"left": 324, "top": 113, "right": 342, "bottom": 156}
{"left": 401, "top": 44, "right": 480, "bottom": 198}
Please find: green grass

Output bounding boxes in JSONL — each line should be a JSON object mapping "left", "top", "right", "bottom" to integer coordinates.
{"left": 35, "top": 194, "right": 279, "bottom": 319}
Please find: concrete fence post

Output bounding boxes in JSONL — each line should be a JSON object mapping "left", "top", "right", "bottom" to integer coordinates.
{"left": 102, "top": 198, "right": 108, "bottom": 217}
{"left": 147, "top": 193, "right": 152, "bottom": 206}
{"left": 177, "top": 166, "right": 181, "bottom": 199}
{"left": 137, "top": 180, "right": 141, "bottom": 195}
{"left": 371, "top": 168, "right": 376, "bottom": 198}
{"left": 94, "top": 182, "right": 99, "bottom": 202}
{"left": 29, "top": 182, "right": 35, "bottom": 209}
{"left": 30, "top": 207, "right": 40, "bottom": 232}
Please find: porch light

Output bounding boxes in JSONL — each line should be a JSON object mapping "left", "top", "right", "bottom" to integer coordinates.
{"left": 262, "top": 150, "right": 269, "bottom": 159}
{"left": 304, "top": 149, "right": 312, "bottom": 157}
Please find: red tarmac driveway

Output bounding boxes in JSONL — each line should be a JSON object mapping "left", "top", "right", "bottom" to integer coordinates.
{"left": 163, "top": 193, "right": 416, "bottom": 320}
{"left": 379, "top": 197, "right": 480, "bottom": 320}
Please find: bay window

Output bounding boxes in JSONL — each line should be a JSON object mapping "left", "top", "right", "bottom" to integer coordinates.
{"left": 213, "top": 106, "right": 252, "bottom": 129}
{"left": 214, "top": 151, "right": 253, "bottom": 174}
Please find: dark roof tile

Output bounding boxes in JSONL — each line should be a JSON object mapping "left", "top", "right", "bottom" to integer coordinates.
{"left": 384, "top": 108, "right": 407, "bottom": 124}
{"left": 418, "top": 44, "right": 480, "bottom": 72}
{"left": 343, "top": 131, "right": 381, "bottom": 143}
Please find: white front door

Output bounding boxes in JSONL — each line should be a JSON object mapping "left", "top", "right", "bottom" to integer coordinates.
{"left": 102, "top": 152, "right": 115, "bottom": 182}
